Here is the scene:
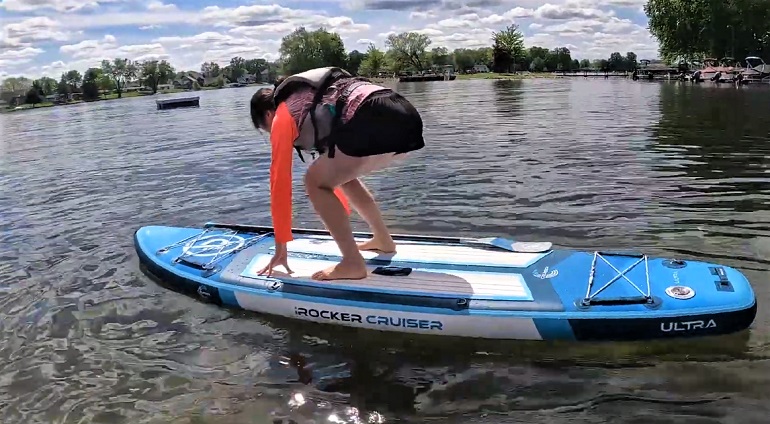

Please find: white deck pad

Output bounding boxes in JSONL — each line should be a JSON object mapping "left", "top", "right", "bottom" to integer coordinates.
{"left": 241, "top": 254, "right": 534, "bottom": 301}
{"left": 273, "top": 236, "right": 549, "bottom": 269}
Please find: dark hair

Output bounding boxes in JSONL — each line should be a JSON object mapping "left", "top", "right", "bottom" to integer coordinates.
{"left": 250, "top": 87, "right": 275, "bottom": 130}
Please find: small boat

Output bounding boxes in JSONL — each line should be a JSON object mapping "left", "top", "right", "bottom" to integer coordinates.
{"left": 740, "top": 56, "right": 770, "bottom": 83}
{"left": 699, "top": 58, "right": 720, "bottom": 81}
{"left": 714, "top": 57, "right": 738, "bottom": 82}
{"left": 156, "top": 96, "right": 200, "bottom": 110}
{"left": 134, "top": 222, "right": 758, "bottom": 342}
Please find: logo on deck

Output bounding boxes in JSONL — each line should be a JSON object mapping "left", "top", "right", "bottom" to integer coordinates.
{"left": 182, "top": 234, "right": 246, "bottom": 257}
{"left": 533, "top": 266, "right": 558, "bottom": 279}
{"left": 665, "top": 285, "right": 695, "bottom": 300}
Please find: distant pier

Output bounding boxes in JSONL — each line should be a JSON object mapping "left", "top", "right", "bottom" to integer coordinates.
{"left": 398, "top": 74, "right": 457, "bottom": 82}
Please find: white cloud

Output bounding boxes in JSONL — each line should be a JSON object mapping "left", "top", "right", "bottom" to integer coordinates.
{"left": 3, "top": 16, "right": 73, "bottom": 47}
{"left": 480, "top": 7, "right": 536, "bottom": 24}
{"left": 0, "top": 0, "right": 662, "bottom": 79}
{"left": 146, "top": 1, "right": 177, "bottom": 12}
{"left": 153, "top": 31, "right": 280, "bottom": 68}
{"left": 54, "top": 10, "right": 201, "bottom": 29}
{"left": 197, "top": 4, "right": 370, "bottom": 36}
{"left": 199, "top": 4, "right": 309, "bottom": 28}
{"left": 59, "top": 34, "right": 117, "bottom": 59}
{"left": 26, "top": 34, "right": 172, "bottom": 78}
{"left": 0, "top": 0, "right": 125, "bottom": 13}
{"left": 534, "top": 2, "right": 614, "bottom": 21}
{"left": 0, "top": 45, "right": 44, "bottom": 68}
{"left": 409, "top": 11, "right": 437, "bottom": 20}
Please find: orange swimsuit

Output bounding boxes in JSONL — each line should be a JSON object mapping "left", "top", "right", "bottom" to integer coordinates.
{"left": 269, "top": 101, "right": 351, "bottom": 243}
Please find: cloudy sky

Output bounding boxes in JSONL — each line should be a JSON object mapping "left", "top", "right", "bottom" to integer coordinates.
{"left": 0, "top": 0, "right": 657, "bottom": 80}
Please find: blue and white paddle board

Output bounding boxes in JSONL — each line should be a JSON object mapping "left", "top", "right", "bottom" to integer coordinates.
{"left": 133, "top": 222, "right": 757, "bottom": 341}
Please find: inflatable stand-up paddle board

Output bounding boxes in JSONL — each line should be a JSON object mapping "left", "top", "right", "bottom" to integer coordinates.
{"left": 133, "top": 222, "right": 757, "bottom": 341}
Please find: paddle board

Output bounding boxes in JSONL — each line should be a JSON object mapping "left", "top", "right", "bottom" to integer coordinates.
{"left": 133, "top": 222, "right": 757, "bottom": 341}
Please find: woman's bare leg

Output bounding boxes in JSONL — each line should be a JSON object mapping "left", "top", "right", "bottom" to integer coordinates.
{"left": 303, "top": 151, "right": 399, "bottom": 281}
{"left": 304, "top": 167, "right": 367, "bottom": 281}
{"left": 340, "top": 178, "right": 396, "bottom": 253}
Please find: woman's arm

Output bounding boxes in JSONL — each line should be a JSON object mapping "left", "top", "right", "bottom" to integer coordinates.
{"left": 270, "top": 102, "right": 297, "bottom": 243}
{"left": 269, "top": 102, "right": 352, "bottom": 244}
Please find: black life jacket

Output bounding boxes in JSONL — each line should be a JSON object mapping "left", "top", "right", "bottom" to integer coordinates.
{"left": 272, "top": 66, "right": 372, "bottom": 162}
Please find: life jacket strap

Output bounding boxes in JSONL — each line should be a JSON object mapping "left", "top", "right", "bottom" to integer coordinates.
{"left": 326, "top": 78, "right": 373, "bottom": 159}
{"left": 307, "top": 70, "right": 349, "bottom": 160}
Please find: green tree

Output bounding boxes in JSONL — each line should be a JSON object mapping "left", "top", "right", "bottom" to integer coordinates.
{"left": 264, "top": 61, "right": 280, "bottom": 83}
{"left": 33, "top": 77, "right": 57, "bottom": 95}
{"left": 492, "top": 24, "right": 525, "bottom": 72}
{"left": 101, "top": 58, "right": 137, "bottom": 98}
{"left": 428, "top": 46, "right": 451, "bottom": 67}
{"left": 385, "top": 31, "right": 431, "bottom": 72}
{"left": 98, "top": 73, "right": 114, "bottom": 97}
{"left": 529, "top": 57, "right": 545, "bottom": 72}
{"left": 592, "top": 59, "right": 610, "bottom": 71}
{"left": 228, "top": 56, "right": 246, "bottom": 81}
{"left": 608, "top": 51, "right": 624, "bottom": 71}
{"left": 1, "top": 77, "right": 31, "bottom": 92}
{"left": 81, "top": 67, "right": 102, "bottom": 101}
{"left": 384, "top": 49, "right": 404, "bottom": 75}
{"left": 346, "top": 50, "right": 365, "bottom": 75}
{"left": 244, "top": 58, "right": 268, "bottom": 76}
{"left": 279, "top": 27, "right": 347, "bottom": 75}
{"left": 644, "top": 0, "right": 770, "bottom": 62}
{"left": 140, "top": 59, "right": 175, "bottom": 93}
{"left": 56, "top": 79, "right": 69, "bottom": 97}
{"left": 62, "top": 70, "right": 82, "bottom": 91}
{"left": 579, "top": 59, "right": 591, "bottom": 69}
{"left": 452, "top": 48, "right": 477, "bottom": 71}
{"left": 546, "top": 47, "right": 572, "bottom": 71}
{"left": 201, "top": 61, "right": 221, "bottom": 77}
{"left": 25, "top": 87, "right": 42, "bottom": 106}
{"left": 31, "top": 79, "right": 42, "bottom": 92}
{"left": 625, "top": 52, "right": 638, "bottom": 71}
{"left": 358, "top": 43, "right": 386, "bottom": 76}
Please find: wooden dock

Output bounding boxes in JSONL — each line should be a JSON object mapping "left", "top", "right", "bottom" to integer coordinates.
{"left": 398, "top": 74, "right": 456, "bottom": 82}
{"left": 156, "top": 96, "right": 200, "bottom": 110}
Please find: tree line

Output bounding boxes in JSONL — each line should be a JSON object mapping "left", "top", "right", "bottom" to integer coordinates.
{"left": 3, "top": 24, "right": 643, "bottom": 106}
{"left": 3, "top": 58, "right": 180, "bottom": 105}
{"left": 278, "top": 24, "right": 641, "bottom": 76}
{"left": 645, "top": 0, "right": 770, "bottom": 63}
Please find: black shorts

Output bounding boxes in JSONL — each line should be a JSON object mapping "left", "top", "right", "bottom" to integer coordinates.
{"left": 327, "top": 90, "right": 425, "bottom": 157}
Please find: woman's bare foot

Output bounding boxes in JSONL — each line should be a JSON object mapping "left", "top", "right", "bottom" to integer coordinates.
{"left": 312, "top": 257, "right": 368, "bottom": 281}
{"left": 357, "top": 238, "right": 397, "bottom": 253}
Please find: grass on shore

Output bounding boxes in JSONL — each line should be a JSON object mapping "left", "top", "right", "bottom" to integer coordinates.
{"left": 455, "top": 72, "right": 562, "bottom": 80}
{"left": 368, "top": 72, "right": 572, "bottom": 83}
{"left": 1, "top": 77, "right": 567, "bottom": 113}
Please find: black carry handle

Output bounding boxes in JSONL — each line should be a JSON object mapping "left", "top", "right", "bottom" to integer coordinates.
{"left": 372, "top": 266, "right": 412, "bottom": 277}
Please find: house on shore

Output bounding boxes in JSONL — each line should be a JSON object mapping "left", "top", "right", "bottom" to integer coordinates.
{"left": 0, "top": 88, "right": 28, "bottom": 107}
{"left": 172, "top": 71, "right": 223, "bottom": 89}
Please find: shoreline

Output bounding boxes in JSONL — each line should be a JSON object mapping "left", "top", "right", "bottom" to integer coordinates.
{"left": 0, "top": 84, "right": 256, "bottom": 114}
{"left": 2, "top": 73, "right": 619, "bottom": 114}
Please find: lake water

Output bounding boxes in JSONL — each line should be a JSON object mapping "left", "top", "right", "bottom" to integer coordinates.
{"left": 1, "top": 78, "right": 769, "bottom": 424}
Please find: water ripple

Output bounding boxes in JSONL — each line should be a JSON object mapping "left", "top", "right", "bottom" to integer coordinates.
{"left": 0, "top": 79, "right": 769, "bottom": 423}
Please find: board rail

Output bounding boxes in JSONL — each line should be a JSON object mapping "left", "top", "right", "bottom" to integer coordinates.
{"left": 203, "top": 221, "right": 552, "bottom": 252}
